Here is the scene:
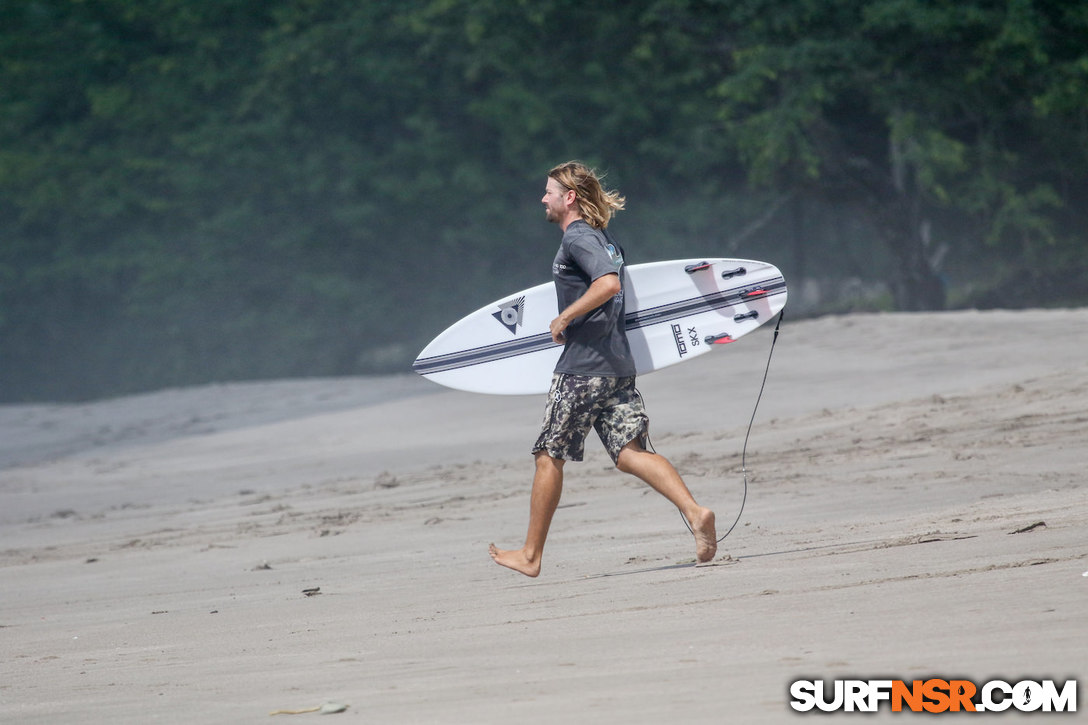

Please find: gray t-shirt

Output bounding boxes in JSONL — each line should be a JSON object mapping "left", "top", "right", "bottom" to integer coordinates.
{"left": 551, "top": 220, "right": 636, "bottom": 377}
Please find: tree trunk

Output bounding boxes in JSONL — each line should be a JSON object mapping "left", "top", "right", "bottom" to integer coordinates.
{"left": 871, "top": 198, "right": 947, "bottom": 311}
{"left": 875, "top": 128, "right": 947, "bottom": 311}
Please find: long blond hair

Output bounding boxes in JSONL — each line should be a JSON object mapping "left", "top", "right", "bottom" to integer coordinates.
{"left": 548, "top": 161, "right": 626, "bottom": 229}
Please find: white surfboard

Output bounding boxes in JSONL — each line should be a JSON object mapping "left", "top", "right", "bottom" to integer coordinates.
{"left": 413, "top": 258, "right": 787, "bottom": 395}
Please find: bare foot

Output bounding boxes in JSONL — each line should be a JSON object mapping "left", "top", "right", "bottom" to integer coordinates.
{"left": 489, "top": 543, "right": 541, "bottom": 577}
{"left": 690, "top": 507, "right": 717, "bottom": 562}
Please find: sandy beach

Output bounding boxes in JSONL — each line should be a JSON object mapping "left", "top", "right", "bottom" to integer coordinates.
{"left": 1, "top": 308, "right": 1085, "bottom": 723}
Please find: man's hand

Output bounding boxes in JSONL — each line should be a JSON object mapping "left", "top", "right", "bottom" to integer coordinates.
{"left": 549, "top": 314, "right": 570, "bottom": 344}
{"left": 549, "top": 273, "right": 621, "bottom": 345}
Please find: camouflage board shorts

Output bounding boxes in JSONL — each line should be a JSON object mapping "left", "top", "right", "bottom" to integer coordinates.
{"left": 532, "top": 374, "right": 649, "bottom": 464}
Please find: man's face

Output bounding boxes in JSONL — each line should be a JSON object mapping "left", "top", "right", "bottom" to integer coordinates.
{"left": 542, "top": 177, "right": 572, "bottom": 224}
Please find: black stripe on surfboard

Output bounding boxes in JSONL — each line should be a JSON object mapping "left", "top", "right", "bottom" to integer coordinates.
{"left": 412, "top": 277, "right": 786, "bottom": 376}
{"left": 412, "top": 331, "right": 555, "bottom": 376}
{"left": 625, "top": 277, "right": 787, "bottom": 331}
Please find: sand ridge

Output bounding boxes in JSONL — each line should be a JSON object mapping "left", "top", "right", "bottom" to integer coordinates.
{"left": 1, "top": 309, "right": 1085, "bottom": 723}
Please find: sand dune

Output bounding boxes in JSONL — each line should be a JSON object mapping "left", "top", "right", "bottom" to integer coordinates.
{"left": 1, "top": 309, "right": 1085, "bottom": 723}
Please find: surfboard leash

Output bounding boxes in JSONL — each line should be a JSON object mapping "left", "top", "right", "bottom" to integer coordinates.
{"left": 676, "top": 308, "right": 785, "bottom": 544}
{"left": 723, "top": 307, "right": 784, "bottom": 541}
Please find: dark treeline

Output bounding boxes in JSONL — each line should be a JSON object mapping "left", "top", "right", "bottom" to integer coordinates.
{"left": 2, "top": 0, "right": 1086, "bottom": 401}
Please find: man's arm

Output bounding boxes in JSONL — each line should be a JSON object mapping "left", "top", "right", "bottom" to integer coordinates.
{"left": 549, "top": 272, "right": 621, "bottom": 344}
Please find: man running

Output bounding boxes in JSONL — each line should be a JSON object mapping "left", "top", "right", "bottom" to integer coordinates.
{"left": 489, "top": 161, "right": 717, "bottom": 577}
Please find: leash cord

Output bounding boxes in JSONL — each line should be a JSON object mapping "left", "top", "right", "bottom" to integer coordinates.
{"left": 679, "top": 309, "right": 785, "bottom": 543}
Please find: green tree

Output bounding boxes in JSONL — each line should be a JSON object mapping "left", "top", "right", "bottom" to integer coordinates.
{"left": 708, "top": 0, "right": 1088, "bottom": 309}
{"left": 2, "top": 0, "right": 1086, "bottom": 401}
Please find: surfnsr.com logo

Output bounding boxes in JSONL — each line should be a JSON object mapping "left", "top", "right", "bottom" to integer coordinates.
{"left": 789, "top": 678, "right": 1077, "bottom": 713}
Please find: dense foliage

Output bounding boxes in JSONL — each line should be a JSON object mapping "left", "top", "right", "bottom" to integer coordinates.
{"left": 2, "top": 0, "right": 1086, "bottom": 401}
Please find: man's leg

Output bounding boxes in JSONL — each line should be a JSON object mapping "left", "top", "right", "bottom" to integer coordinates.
{"left": 489, "top": 452, "right": 565, "bottom": 577}
{"left": 615, "top": 440, "right": 717, "bottom": 562}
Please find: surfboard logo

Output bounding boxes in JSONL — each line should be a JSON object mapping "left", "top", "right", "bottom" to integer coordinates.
{"left": 492, "top": 296, "right": 525, "bottom": 335}
{"left": 671, "top": 323, "right": 688, "bottom": 357}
